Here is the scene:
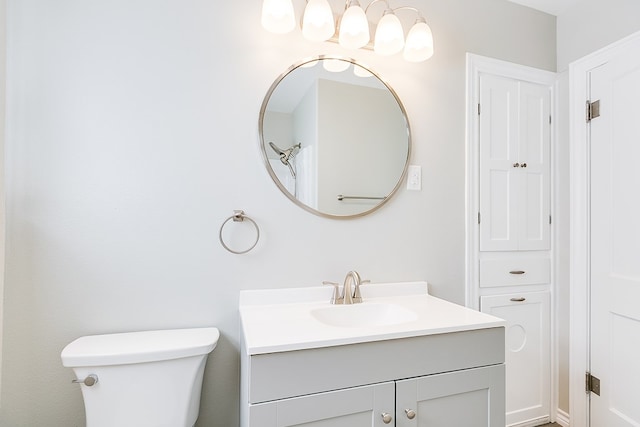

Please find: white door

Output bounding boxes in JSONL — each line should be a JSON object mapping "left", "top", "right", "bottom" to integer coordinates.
{"left": 481, "top": 292, "right": 550, "bottom": 426}
{"left": 589, "top": 37, "right": 640, "bottom": 426}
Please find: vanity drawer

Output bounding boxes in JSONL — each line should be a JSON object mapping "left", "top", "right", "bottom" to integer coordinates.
{"left": 480, "top": 258, "right": 550, "bottom": 287}
{"left": 246, "top": 327, "right": 504, "bottom": 404}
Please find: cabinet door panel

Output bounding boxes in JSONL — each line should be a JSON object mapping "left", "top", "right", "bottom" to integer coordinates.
{"left": 479, "top": 74, "right": 519, "bottom": 251}
{"left": 396, "top": 365, "right": 505, "bottom": 427}
{"left": 480, "top": 292, "right": 550, "bottom": 425}
{"left": 518, "top": 82, "right": 550, "bottom": 250}
{"left": 248, "top": 382, "right": 394, "bottom": 427}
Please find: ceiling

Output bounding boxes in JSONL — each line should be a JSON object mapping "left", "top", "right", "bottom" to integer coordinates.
{"left": 506, "top": 0, "right": 582, "bottom": 16}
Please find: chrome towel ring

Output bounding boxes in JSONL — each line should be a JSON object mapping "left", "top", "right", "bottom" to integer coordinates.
{"left": 219, "top": 210, "right": 260, "bottom": 254}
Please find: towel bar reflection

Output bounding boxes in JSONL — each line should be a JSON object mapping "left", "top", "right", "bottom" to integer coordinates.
{"left": 337, "top": 195, "right": 387, "bottom": 201}
{"left": 219, "top": 210, "right": 260, "bottom": 255}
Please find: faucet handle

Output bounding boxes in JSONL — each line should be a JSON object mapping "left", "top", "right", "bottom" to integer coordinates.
{"left": 352, "top": 279, "right": 370, "bottom": 303}
{"left": 322, "top": 281, "right": 341, "bottom": 304}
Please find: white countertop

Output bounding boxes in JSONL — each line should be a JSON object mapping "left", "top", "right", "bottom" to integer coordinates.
{"left": 239, "top": 282, "right": 505, "bottom": 355}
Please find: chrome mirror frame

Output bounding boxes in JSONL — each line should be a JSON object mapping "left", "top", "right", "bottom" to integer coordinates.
{"left": 258, "top": 55, "right": 411, "bottom": 219}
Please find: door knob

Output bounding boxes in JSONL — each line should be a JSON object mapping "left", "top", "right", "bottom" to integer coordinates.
{"left": 381, "top": 412, "right": 393, "bottom": 424}
{"left": 405, "top": 408, "right": 417, "bottom": 419}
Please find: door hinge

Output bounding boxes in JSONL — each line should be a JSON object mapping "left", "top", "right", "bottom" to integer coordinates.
{"left": 549, "top": 214, "right": 552, "bottom": 225}
{"left": 549, "top": 114, "right": 552, "bottom": 125}
{"left": 477, "top": 103, "right": 481, "bottom": 115}
{"left": 478, "top": 212, "right": 481, "bottom": 224}
{"left": 586, "top": 372, "right": 601, "bottom": 396}
{"left": 586, "top": 100, "right": 601, "bottom": 122}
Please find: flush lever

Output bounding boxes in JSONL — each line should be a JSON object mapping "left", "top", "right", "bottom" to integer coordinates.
{"left": 72, "top": 374, "right": 98, "bottom": 387}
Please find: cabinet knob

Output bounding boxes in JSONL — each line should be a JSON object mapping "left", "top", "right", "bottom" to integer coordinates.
{"left": 513, "top": 162, "right": 521, "bottom": 168}
{"left": 405, "top": 409, "right": 417, "bottom": 419}
{"left": 381, "top": 412, "right": 393, "bottom": 424}
{"left": 521, "top": 162, "right": 527, "bottom": 168}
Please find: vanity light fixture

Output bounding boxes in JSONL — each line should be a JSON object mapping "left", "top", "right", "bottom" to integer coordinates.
{"left": 260, "top": 0, "right": 434, "bottom": 63}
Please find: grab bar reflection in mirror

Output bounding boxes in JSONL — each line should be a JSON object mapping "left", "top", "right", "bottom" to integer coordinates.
{"left": 337, "top": 195, "right": 387, "bottom": 201}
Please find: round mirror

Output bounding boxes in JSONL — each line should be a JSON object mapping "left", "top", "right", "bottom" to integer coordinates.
{"left": 259, "top": 56, "right": 411, "bottom": 218}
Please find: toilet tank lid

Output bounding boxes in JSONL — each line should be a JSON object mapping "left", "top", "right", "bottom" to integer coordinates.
{"left": 61, "top": 327, "right": 220, "bottom": 367}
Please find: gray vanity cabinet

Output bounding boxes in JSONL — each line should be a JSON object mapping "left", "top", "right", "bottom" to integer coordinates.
{"left": 241, "top": 328, "right": 506, "bottom": 427}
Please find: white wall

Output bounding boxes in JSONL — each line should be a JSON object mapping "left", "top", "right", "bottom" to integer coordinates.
{"left": 557, "top": 0, "right": 640, "bottom": 70}
{"left": 0, "top": 0, "right": 555, "bottom": 425}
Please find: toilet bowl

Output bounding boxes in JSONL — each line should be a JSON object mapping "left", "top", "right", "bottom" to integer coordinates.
{"left": 61, "top": 327, "right": 220, "bottom": 427}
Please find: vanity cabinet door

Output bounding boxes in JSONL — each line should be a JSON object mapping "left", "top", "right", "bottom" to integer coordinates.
{"left": 395, "top": 364, "right": 505, "bottom": 427}
{"left": 248, "top": 381, "right": 395, "bottom": 427}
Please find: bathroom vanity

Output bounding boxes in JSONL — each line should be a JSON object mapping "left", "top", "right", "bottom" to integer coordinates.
{"left": 239, "top": 282, "right": 506, "bottom": 427}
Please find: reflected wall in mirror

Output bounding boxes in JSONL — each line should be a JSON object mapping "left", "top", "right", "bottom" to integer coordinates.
{"left": 259, "top": 57, "right": 411, "bottom": 218}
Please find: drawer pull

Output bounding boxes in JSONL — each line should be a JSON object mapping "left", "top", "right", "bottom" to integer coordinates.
{"left": 510, "top": 297, "right": 526, "bottom": 302}
{"left": 509, "top": 270, "right": 526, "bottom": 275}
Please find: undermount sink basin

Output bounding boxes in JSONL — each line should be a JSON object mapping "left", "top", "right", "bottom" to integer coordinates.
{"left": 310, "top": 302, "right": 418, "bottom": 328}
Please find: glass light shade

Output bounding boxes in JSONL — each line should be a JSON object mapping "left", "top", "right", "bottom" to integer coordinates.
{"left": 338, "top": 3, "right": 370, "bottom": 49}
{"left": 403, "top": 21, "right": 434, "bottom": 62}
{"left": 323, "top": 59, "right": 351, "bottom": 73}
{"left": 302, "top": 0, "right": 335, "bottom": 42}
{"left": 261, "top": 0, "right": 296, "bottom": 34}
{"left": 374, "top": 11, "right": 405, "bottom": 56}
{"left": 353, "top": 65, "right": 373, "bottom": 78}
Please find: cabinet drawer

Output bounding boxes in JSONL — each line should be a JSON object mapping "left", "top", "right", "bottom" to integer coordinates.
{"left": 480, "top": 258, "right": 550, "bottom": 287}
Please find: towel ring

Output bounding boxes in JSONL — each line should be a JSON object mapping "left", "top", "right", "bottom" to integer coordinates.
{"left": 219, "top": 210, "right": 260, "bottom": 254}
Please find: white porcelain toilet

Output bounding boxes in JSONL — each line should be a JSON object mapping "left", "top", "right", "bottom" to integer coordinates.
{"left": 61, "top": 327, "right": 220, "bottom": 427}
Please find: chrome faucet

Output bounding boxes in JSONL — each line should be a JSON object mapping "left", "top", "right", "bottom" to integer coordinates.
{"left": 323, "top": 271, "right": 369, "bottom": 304}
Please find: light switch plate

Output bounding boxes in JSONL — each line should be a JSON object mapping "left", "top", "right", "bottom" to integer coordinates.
{"left": 407, "top": 165, "right": 422, "bottom": 191}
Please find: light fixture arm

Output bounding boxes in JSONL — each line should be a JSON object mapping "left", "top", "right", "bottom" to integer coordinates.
{"left": 364, "top": 0, "right": 391, "bottom": 15}
{"left": 391, "top": 6, "right": 426, "bottom": 23}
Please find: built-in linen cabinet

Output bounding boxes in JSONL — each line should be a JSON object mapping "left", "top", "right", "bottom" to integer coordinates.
{"left": 467, "top": 54, "right": 556, "bottom": 427}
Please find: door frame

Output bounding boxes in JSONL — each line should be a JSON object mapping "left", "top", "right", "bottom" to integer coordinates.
{"left": 568, "top": 29, "right": 640, "bottom": 427}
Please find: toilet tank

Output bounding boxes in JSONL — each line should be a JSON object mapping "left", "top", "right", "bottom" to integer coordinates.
{"left": 61, "top": 327, "right": 220, "bottom": 427}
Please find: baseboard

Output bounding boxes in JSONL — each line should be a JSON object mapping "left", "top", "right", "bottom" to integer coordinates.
{"left": 507, "top": 416, "right": 550, "bottom": 427}
{"left": 555, "top": 409, "right": 570, "bottom": 427}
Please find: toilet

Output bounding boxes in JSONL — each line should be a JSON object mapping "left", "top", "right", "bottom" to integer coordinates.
{"left": 61, "top": 327, "right": 220, "bottom": 427}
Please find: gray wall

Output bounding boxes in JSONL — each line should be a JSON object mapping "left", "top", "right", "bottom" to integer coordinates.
{"left": 557, "top": 0, "right": 640, "bottom": 70}
{"left": 0, "top": 0, "right": 555, "bottom": 426}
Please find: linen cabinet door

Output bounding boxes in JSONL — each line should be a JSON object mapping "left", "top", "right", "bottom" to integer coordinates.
{"left": 248, "top": 381, "right": 395, "bottom": 427}
{"left": 395, "top": 365, "right": 505, "bottom": 427}
{"left": 480, "top": 291, "right": 550, "bottom": 426}
{"left": 478, "top": 74, "right": 520, "bottom": 252}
